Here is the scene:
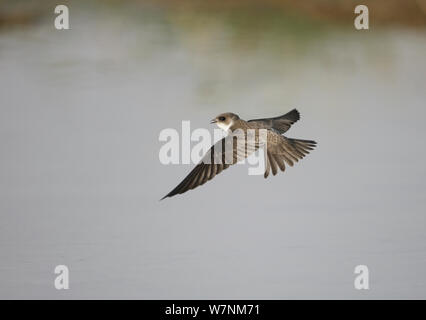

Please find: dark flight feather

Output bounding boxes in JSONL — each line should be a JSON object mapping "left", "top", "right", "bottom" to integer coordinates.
{"left": 247, "top": 108, "right": 300, "bottom": 134}
{"left": 262, "top": 133, "right": 316, "bottom": 179}
{"left": 161, "top": 134, "right": 261, "bottom": 199}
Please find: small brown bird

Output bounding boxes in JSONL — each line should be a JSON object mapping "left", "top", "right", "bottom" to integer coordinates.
{"left": 162, "top": 109, "right": 316, "bottom": 199}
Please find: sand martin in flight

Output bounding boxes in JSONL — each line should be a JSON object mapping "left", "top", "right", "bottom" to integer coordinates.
{"left": 162, "top": 109, "right": 316, "bottom": 199}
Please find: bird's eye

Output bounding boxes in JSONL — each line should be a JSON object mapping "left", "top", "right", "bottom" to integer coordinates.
{"left": 219, "top": 116, "right": 226, "bottom": 121}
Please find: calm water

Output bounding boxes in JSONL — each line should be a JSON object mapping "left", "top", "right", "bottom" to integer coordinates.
{"left": 1, "top": 2, "right": 426, "bottom": 298}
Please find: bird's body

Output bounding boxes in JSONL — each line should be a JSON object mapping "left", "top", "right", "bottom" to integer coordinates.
{"left": 162, "top": 109, "right": 316, "bottom": 199}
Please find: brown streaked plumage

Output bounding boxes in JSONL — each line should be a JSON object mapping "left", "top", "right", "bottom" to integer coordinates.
{"left": 161, "top": 109, "right": 316, "bottom": 199}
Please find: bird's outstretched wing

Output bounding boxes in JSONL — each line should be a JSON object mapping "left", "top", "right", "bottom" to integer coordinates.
{"left": 161, "top": 133, "right": 261, "bottom": 199}
{"left": 248, "top": 109, "right": 300, "bottom": 134}
{"left": 263, "top": 133, "right": 316, "bottom": 178}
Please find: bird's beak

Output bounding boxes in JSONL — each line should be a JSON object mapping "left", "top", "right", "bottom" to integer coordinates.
{"left": 210, "top": 119, "right": 217, "bottom": 124}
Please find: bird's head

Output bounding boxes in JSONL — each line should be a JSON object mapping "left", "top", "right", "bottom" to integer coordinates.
{"left": 210, "top": 112, "right": 239, "bottom": 132}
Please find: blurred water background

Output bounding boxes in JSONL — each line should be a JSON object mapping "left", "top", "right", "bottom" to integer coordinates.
{"left": 1, "top": 0, "right": 426, "bottom": 298}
